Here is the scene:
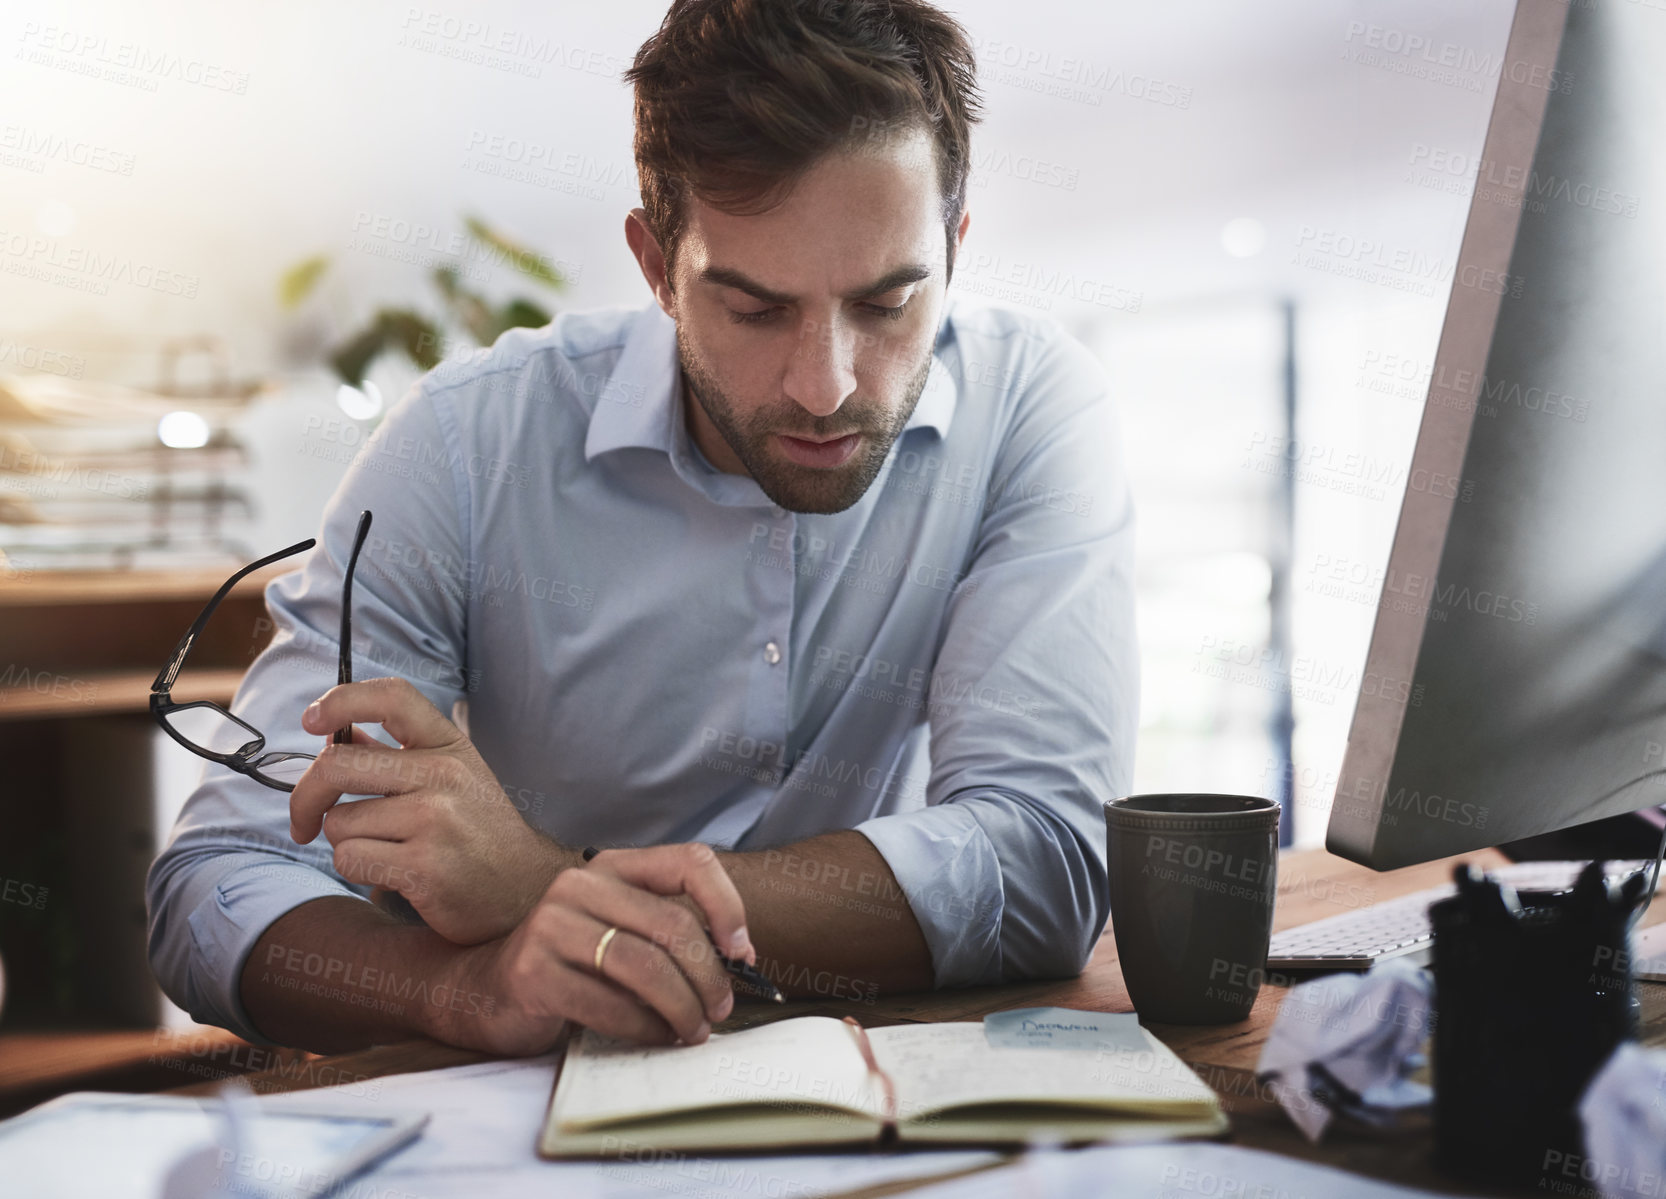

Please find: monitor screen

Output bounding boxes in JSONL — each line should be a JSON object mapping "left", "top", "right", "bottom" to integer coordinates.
{"left": 1328, "top": 0, "right": 1666, "bottom": 868}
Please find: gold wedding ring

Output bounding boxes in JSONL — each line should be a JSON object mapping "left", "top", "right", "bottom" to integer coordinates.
{"left": 593, "top": 925, "right": 620, "bottom": 976}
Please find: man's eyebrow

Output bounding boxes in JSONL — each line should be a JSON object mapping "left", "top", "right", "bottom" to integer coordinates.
{"left": 845, "top": 263, "right": 933, "bottom": 299}
{"left": 697, "top": 263, "right": 934, "bottom": 306}
{"left": 698, "top": 266, "right": 795, "bottom": 306}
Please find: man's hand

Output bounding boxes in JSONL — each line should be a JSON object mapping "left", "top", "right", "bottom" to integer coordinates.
{"left": 289, "top": 677, "right": 563, "bottom": 945}
{"left": 430, "top": 844, "right": 753, "bottom": 1054}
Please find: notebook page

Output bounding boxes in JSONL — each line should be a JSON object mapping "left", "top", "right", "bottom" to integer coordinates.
{"left": 866, "top": 1023, "right": 1217, "bottom": 1122}
{"left": 552, "top": 1015, "right": 884, "bottom": 1129}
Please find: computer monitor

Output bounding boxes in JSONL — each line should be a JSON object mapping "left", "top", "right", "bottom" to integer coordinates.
{"left": 1328, "top": 0, "right": 1666, "bottom": 869}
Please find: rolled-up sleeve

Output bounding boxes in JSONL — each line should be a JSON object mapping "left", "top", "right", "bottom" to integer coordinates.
{"left": 145, "top": 383, "right": 472, "bottom": 1043}
{"left": 855, "top": 333, "right": 1138, "bottom": 987}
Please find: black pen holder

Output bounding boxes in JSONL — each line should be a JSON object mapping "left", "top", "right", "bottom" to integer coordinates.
{"left": 1429, "top": 863, "right": 1640, "bottom": 1189}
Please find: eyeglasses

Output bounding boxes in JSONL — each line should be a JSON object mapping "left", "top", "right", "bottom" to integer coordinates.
{"left": 150, "top": 509, "right": 373, "bottom": 792}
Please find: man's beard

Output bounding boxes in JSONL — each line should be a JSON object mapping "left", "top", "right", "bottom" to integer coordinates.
{"left": 677, "top": 338, "right": 933, "bottom": 515}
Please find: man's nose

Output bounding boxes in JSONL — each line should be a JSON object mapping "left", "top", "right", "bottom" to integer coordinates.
{"left": 783, "top": 315, "right": 858, "bottom": 417}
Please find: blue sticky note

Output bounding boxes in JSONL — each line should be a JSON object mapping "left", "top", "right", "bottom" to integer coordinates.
{"left": 983, "top": 1006, "right": 1149, "bottom": 1052}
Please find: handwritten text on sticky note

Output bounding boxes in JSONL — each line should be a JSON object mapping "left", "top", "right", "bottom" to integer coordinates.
{"left": 983, "top": 1007, "right": 1149, "bottom": 1052}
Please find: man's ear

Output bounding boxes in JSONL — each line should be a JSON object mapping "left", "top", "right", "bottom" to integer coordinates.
{"left": 625, "top": 209, "right": 676, "bottom": 318}
{"left": 946, "top": 207, "right": 971, "bottom": 284}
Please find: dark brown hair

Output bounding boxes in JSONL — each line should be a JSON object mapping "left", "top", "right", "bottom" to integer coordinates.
{"left": 626, "top": 0, "right": 981, "bottom": 280}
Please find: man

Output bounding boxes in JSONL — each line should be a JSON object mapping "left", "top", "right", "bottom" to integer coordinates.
{"left": 146, "top": 0, "right": 1137, "bottom": 1057}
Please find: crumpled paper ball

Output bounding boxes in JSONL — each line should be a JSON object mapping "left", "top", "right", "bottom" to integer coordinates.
{"left": 1255, "top": 957, "right": 1434, "bottom": 1142}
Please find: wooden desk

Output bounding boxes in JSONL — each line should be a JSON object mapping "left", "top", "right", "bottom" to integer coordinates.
{"left": 0, "top": 564, "right": 288, "bottom": 719}
{"left": 0, "top": 565, "right": 289, "bottom": 1033}
{"left": 170, "top": 847, "right": 1666, "bottom": 1198}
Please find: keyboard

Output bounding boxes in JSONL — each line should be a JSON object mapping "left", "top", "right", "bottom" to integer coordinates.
{"left": 1266, "top": 859, "right": 1659, "bottom": 971}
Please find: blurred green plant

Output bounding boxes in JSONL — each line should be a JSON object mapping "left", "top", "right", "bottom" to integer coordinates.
{"left": 278, "top": 215, "right": 567, "bottom": 386}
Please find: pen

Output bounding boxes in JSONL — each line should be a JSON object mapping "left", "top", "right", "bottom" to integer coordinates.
{"left": 581, "top": 846, "right": 785, "bottom": 1003}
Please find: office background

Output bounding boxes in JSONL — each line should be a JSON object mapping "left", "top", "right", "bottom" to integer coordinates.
{"left": 1, "top": 0, "right": 1510, "bottom": 1028}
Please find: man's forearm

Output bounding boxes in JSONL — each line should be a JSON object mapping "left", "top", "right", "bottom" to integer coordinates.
{"left": 239, "top": 895, "right": 474, "bottom": 1054}
{"left": 237, "top": 833, "right": 931, "bottom": 1052}
{"left": 716, "top": 830, "right": 936, "bottom": 999}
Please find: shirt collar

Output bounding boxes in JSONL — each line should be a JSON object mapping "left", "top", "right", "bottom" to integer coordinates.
{"left": 584, "top": 303, "right": 958, "bottom": 465}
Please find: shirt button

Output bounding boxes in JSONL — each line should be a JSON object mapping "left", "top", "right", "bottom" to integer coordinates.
{"left": 763, "top": 641, "right": 782, "bottom": 665}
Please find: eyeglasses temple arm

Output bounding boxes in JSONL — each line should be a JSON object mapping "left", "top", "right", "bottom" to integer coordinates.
{"left": 152, "top": 538, "right": 317, "bottom": 694}
{"left": 334, "top": 510, "right": 374, "bottom": 745}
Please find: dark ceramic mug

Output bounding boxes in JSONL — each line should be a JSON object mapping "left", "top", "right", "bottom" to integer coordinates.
{"left": 1104, "top": 793, "right": 1281, "bottom": 1024}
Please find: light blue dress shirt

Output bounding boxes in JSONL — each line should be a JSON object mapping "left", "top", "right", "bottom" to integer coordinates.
{"left": 145, "top": 298, "right": 1138, "bottom": 1044}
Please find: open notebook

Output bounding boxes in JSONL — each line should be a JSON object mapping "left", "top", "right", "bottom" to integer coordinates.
{"left": 539, "top": 1015, "right": 1228, "bottom": 1158}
